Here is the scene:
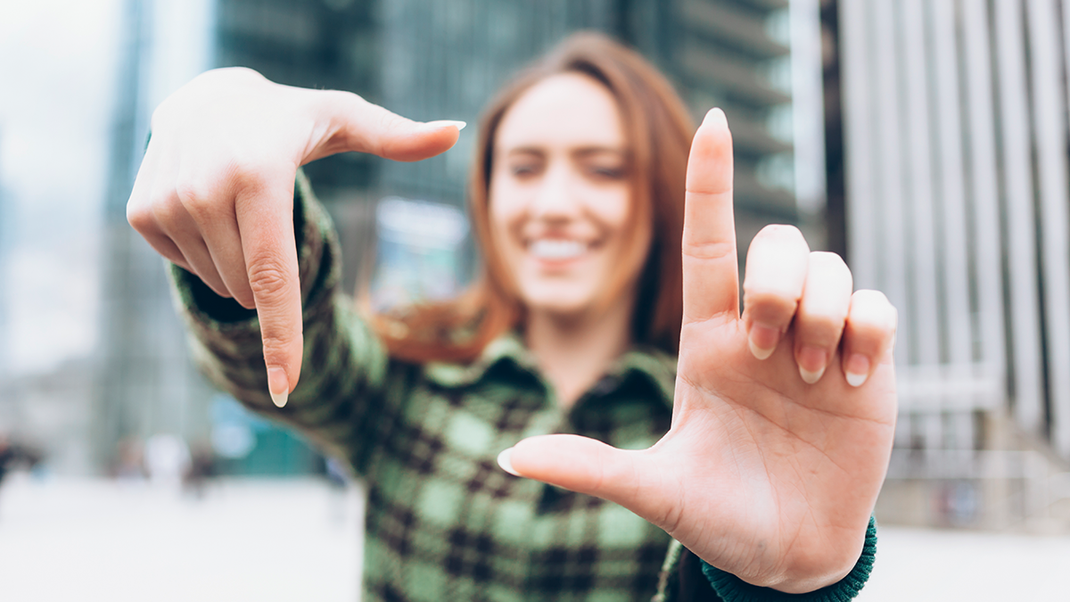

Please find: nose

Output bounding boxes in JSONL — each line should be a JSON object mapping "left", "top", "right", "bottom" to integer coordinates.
{"left": 530, "top": 162, "right": 579, "bottom": 221}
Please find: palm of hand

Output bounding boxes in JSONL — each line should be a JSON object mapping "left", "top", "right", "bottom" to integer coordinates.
{"left": 663, "top": 316, "right": 895, "bottom": 589}
{"left": 505, "top": 109, "right": 898, "bottom": 593}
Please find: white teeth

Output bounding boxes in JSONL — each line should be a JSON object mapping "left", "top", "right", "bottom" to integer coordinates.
{"left": 529, "top": 239, "right": 587, "bottom": 260}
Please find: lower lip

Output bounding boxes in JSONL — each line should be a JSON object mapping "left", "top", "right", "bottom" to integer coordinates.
{"left": 528, "top": 251, "right": 588, "bottom": 269}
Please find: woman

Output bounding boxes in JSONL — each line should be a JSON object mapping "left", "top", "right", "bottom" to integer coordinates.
{"left": 128, "top": 33, "right": 897, "bottom": 601}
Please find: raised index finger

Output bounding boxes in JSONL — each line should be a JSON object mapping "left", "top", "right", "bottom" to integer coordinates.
{"left": 682, "top": 108, "right": 738, "bottom": 323}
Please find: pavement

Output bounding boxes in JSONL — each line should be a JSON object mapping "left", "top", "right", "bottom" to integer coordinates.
{"left": 0, "top": 474, "right": 364, "bottom": 602}
{"left": 1, "top": 473, "right": 1068, "bottom": 601}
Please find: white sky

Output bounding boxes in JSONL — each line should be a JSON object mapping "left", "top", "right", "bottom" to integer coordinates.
{"left": 0, "top": 0, "right": 123, "bottom": 375}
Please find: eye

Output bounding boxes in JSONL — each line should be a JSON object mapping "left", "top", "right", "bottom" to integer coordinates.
{"left": 586, "top": 164, "right": 626, "bottom": 180}
{"left": 509, "top": 162, "right": 542, "bottom": 178}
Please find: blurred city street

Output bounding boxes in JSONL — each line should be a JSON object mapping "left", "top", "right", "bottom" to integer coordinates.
{"left": 1, "top": 472, "right": 1069, "bottom": 601}
{"left": 0, "top": 474, "right": 363, "bottom": 602}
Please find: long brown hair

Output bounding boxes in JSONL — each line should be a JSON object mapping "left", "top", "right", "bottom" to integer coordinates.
{"left": 371, "top": 31, "right": 694, "bottom": 363}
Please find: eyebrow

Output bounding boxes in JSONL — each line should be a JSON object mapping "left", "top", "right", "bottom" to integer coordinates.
{"left": 502, "top": 146, "right": 630, "bottom": 159}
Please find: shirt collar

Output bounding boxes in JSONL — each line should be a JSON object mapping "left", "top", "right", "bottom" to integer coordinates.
{"left": 424, "top": 332, "right": 677, "bottom": 410}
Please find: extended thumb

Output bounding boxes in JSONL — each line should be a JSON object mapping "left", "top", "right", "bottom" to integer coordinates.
{"left": 500, "top": 434, "right": 665, "bottom": 521}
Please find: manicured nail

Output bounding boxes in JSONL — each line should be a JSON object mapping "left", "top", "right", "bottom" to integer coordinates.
{"left": 426, "top": 119, "right": 466, "bottom": 131}
{"left": 703, "top": 107, "right": 727, "bottom": 127}
{"left": 748, "top": 324, "right": 779, "bottom": 360}
{"left": 845, "top": 354, "right": 871, "bottom": 388}
{"left": 497, "top": 447, "right": 520, "bottom": 476}
{"left": 268, "top": 367, "right": 289, "bottom": 408}
{"left": 797, "top": 345, "right": 827, "bottom": 384}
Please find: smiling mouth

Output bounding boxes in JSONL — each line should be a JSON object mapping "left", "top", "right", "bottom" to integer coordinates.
{"left": 528, "top": 239, "right": 589, "bottom": 260}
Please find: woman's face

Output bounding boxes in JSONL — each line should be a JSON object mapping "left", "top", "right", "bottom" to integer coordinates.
{"left": 489, "top": 73, "right": 652, "bottom": 319}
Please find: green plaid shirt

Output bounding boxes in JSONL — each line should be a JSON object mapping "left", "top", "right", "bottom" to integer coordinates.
{"left": 169, "top": 173, "right": 874, "bottom": 602}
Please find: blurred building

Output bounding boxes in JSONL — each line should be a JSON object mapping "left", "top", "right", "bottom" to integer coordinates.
{"left": 839, "top": 0, "right": 1070, "bottom": 529}
{"left": 91, "top": 0, "right": 818, "bottom": 476}
{"left": 373, "top": 0, "right": 814, "bottom": 247}
{"left": 95, "top": 0, "right": 215, "bottom": 474}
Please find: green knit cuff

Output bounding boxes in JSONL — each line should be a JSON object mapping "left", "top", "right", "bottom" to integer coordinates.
{"left": 701, "top": 516, "right": 877, "bottom": 602}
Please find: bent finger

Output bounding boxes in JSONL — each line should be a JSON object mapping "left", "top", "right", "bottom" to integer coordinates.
{"left": 174, "top": 235, "right": 233, "bottom": 300}
{"left": 793, "top": 252, "right": 853, "bottom": 384}
{"left": 841, "top": 290, "right": 898, "bottom": 387}
{"left": 136, "top": 227, "right": 193, "bottom": 273}
{"left": 197, "top": 213, "right": 255, "bottom": 309}
{"left": 741, "top": 224, "right": 810, "bottom": 359}
{"left": 147, "top": 186, "right": 233, "bottom": 298}
{"left": 174, "top": 172, "right": 257, "bottom": 309}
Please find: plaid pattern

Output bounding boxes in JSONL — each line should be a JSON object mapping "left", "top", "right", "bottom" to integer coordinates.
{"left": 168, "top": 172, "right": 872, "bottom": 602}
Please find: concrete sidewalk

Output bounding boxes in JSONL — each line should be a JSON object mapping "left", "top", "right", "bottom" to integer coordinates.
{"left": 1, "top": 474, "right": 1067, "bottom": 601}
{"left": 857, "top": 525, "right": 1069, "bottom": 601}
{"left": 0, "top": 474, "right": 364, "bottom": 602}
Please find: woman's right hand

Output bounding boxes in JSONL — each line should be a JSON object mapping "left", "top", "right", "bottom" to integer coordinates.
{"left": 126, "top": 67, "right": 464, "bottom": 407}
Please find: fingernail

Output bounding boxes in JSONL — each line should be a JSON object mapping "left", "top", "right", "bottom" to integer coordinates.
{"left": 797, "top": 345, "right": 827, "bottom": 384}
{"left": 268, "top": 367, "right": 289, "bottom": 408}
{"left": 497, "top": 447, "right": 520, "bottom": 477}
{"left": 703, "top": 107, "right": 727, "bottom": 127}
{"left": 845, "top": 354, "right": 871, "bottom": 388}
{"left": 426, "top": 119, "right": 466, "bottom": 131}
{"left": 748, "top": 324, "right": 779, "bottom": 360}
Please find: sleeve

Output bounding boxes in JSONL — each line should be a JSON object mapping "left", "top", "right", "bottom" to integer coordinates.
{"left": 655, "top": 517, "right": 877, "bottom": 602}
{"left": 168, "top": 169, "right": 405, "bottom": 475}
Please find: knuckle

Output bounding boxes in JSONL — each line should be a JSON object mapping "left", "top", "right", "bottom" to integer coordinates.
{"left": 848, "top": 290, "right": 898, "bottom": 335}
{"left": 852, "top": 289, "right": 894, "bottom": 313}
{"left": 148, "top": 190, "right": 186, "bottom": 231}
{"left": 757, "top": 223, "right": 804, "bottom": 243}
{"left": 373, "top": 111, "right": 412, "bottom": 156}
{"left": 799, "top": 308, "right": 847, "bottom": 332}
{"left": 247, "top": 259, "right": 292, "bottom": 300}
{"left": 222, "top": 155, "right": 277, "bottom": 198}
{"left": 174, "top": 179, "right": 219, "bottom": 221}
{"left": 126, "top": 200, "right": 153, "bottom": 232}
{"left": 260, "top": 328, "right": 298, "bottom": 353}
{"left": 743, "top": 295, "right": 798, "bottom": 327}
{"left": 743, "top": 277, "right": 801, "bottom": 306}
{"left": 809, "top": 251, "right": 849, "bottom": 273}
{"left": 682, "top": 239, "right": 736, "bottom": 261}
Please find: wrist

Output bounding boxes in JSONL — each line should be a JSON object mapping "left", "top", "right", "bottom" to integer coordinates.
{"left": 700, "top": 517, "right": 877, "bottom": 600}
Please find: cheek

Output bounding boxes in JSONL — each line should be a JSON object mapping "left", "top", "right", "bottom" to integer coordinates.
{"left": 487, "top": 185, "right": 520, "bottom": 246}
{"left": 591, "top": 186, "right": 635, "bottom": 238}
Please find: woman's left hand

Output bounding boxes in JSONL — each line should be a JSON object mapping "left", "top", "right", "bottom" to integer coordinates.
{"left": 502, "top": 108, "right": 897, "bottom": 593}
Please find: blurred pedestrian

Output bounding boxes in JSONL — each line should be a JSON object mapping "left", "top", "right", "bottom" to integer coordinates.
{"left": 144, "top": 433, "right": 191, "bottom": 490}
{"left": 183, "top": 441, "right": 216, "bottom": 499}
{"left": 109, "top": 436, "right": 147, "bottom": 480}
{"left": 0, "top": 433, "right": 43, "bottom": 519}
{"left": 0, "top": 434, "right": 42, "bottom": 483}
{"left": 127, "top": 32, "right": 897, "bottom": 601}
